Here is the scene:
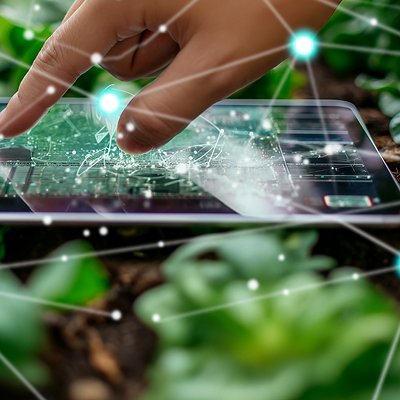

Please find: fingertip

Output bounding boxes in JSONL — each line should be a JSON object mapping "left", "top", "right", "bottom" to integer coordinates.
{"left": 116, "top": 124, "right": 153, "bottom": 155}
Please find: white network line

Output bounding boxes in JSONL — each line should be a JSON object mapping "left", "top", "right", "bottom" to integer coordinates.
{"left": 314, "top": 0, "right": 400, "bottom": 38}
{"left": 0, "top": 351, "right": 48, "bottom": 400}
{"left": 157, "top": 265, "right": 398, "bottom": 323}
{"left": 371, "top": 319, "right": 400, "bottom": 400}
{"left": 0, "top": 291, "right": 116, "bottom": 319}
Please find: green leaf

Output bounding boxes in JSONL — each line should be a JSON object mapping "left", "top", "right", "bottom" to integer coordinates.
{"left": 28, "top": 240, "right": 109, "bottom": 306}
{"left": 390, "top": 112, "right": 400, "bottom": 144}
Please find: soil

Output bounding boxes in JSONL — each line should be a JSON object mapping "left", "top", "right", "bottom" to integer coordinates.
{"left": 1, "top": 62, "right": 400, "bottom": 400}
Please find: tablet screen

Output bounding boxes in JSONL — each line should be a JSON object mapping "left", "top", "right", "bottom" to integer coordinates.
{"left": 0, "top": 100, "right": 398, "bottom": 221}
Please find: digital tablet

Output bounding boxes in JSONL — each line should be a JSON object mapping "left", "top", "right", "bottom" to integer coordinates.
{"left": 0, "top": 98, "right": 399, "bottom": 225}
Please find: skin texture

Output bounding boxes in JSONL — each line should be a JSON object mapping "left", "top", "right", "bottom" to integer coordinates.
{"left": 0, "top": 0, "right": 339, "bottom": 154}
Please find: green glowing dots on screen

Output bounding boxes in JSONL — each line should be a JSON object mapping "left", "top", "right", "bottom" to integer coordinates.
{"left": 289, "top": 30, "right": 319, "bottom": 61}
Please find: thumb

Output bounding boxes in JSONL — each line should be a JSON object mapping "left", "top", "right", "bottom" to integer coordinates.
{"left": 116, "top": 38, "right": 266, "bottom": 154}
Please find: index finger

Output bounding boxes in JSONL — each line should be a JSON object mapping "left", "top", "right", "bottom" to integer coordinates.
{"left": 0, "top": 0, "right": 126, "bottom": 137}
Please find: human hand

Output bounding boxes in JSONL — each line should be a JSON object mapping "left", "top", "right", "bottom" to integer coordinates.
{"left": 0, "top": 0, "right": 338, "bottom": 153}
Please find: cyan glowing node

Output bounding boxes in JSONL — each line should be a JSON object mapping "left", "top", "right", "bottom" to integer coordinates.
{"left": 289, "top": 30, "right": 319, "bottom": 61}
{"left": 98, "top": 92, "right": 120, "bottom": 114}
{"left": 396, "top": 256, "right": 400, "bottom": 277}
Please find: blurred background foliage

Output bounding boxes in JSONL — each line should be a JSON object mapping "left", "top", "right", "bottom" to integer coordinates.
{"left": 136, "top": 231, "right": 400, "bottom": 400}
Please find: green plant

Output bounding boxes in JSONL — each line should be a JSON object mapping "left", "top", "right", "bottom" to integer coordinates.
{"left": 321, "top": 0, "right": 400, "bottom": 139}
{"left": 136, "top": 231, "right": 400, "bottom": 400}
{"left": 0, "top": 240, "right": 110, "bottom": 388}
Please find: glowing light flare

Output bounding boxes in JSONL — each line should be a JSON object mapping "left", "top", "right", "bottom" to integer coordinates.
{"left": 289, "top": 30, "right": 319, "bottom": 61}
{"left": 97, "top": 92, "right": 121, "bottom": 115}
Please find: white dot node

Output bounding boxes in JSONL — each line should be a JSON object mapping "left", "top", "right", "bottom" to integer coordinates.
{"left": 144, "top": 189, "right": 153, "bottom": 199}
{"left": 175, "top": 163, "right": 188, "bottom": 175}
{"left": 46, "top": 86, "right": 56, "bottom": 95}
{"left": 303, "top": 159, "right": 310, "bottom": 165}
{"left": 294, "top": 154, "right": 302, "bottom": 163}
{"left": 83, "top": 229, "right": 91, "bottom": 237}
{"left": 370, "top": 18, "right": 378, "bottom": 26}
{"left": 43, "top": 215, "right": 52, "bottom": 226}
{"left": 111, "top": 310, "right": 122, "bottom": 321}
{"left": 61, "top": 255, "right": 69, "bottom": 262}
{"left": 158, "top": 24, "right": 168, "bottom": 33}
{"left": 0, "top": 133, "right": 4, "bottom": 140}
{"left": 283, "top": 288, "right": 290, "bottom": 296}
{"left": 247, "top": 279, "right": 260, "bottom": 291}
{"left": 34, "top": 4, "right": 41, "bottom": 12}
{"left": 262, "top": 119, "right": 272, "bottom": 131}
{"left": 152, "top": 313, "right": 161, "bottom": 323}
{"left": 126, "top": 122, "right": 135, "bottom": 132}
{"left": 91, "top": 52, "right": 103, "bottom": 65}
{"left": 99, "top": 226, "right": 109, "bottom": 236}
{"left": 352, "top": 273, "right": 360, "bottom": 281}
{"left": 324, "top": 144, "right": 343, "bottom": 155}
{"left": 23, "top": 30, "right": 34, "bottom": 41}
{"left": 278, "top": 254, "right": 285, "bottom": 262}
{"left": 157, "top": 240, "right": 165, "bottom": 248}
{"left": 117, "top": 132, "right": 124, "bottom": 140}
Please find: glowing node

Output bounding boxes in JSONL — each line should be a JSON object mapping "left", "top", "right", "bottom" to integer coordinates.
{"left": 98, "top": 92, "right": 120, "bottom": 114}
{"left": 91, "top": 52, "right": 103, "bottom": 65}
{"left": 370, "top": 18, "right": 378, "bottom": 26}
{"left": 352, "top": 273, "right": 360, "bottom": 281}
{"left": 99, "top": 226, "right": 109, "bottom": 236}
{"left": 324, "top": 143, "right": 343, "bottom": 155}
{"left": 152, "top": 313, "right": 161, "bottom": 323}
{"left": 47, "top": 85, "right": 56, "bottom": 95}
{"left": 23, "top": 30, "right": 34, "bottom": 41}
{"left": 61, "top": 255, "right": 69, "bottom": 262}
{"left": 43, "top": 215, "right": 52, "bottom": 226}
{"left": 34, "top": 4, "right": 41, "bottom": 12}
{"left": 278, "top": 254, "right": 285, "bottom": 262}
{"left": 395, "top": 256, "right": 400, "bottom": 277}
{"left": 158, "top": 24, "right": 168, "bottom": 33}
{"left": 247, "top": 279, "right": 259, "bottom": 291}
{"left": 117, "top": 132, "right": 124, "bottom": 140}
{"left": 83, "top": 229, "right": 91, "bottom": 237}
{"left": 126, "top": 122, "right": 135, "bottom": 132}
{"left": 289, "top": 30, "right": 319, "bottom": 61}
{"left": 282, "top": 288, "right": 290, "bottom": 296}
{"left": 111, "top": 310, "right": 122, "bottom": 321}
{"left": 0, "top": 133, "right": 4, "bottom": 140}
{"left": 175, "top": 163, "right": 188, "bottom": 175}
{"left": 262, "top": 118, "right": 272, "bottom": 131}
{"left": 157, "top": 240, "right": 165, "bottom": 248}
{"left": 144, "top": 189, "right": 153, "bottom": 199}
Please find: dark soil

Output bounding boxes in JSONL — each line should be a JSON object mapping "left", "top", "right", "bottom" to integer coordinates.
{"left": 1, "top": 62, "right": 400, "bottom": 400}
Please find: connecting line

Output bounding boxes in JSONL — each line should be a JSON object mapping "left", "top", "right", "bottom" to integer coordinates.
{"left": 0, "top": 351, "right": 48, "bottom": 400}
{"left": 319, "top": 42, "right": 400, "bottom": 58}
{"left": 111, "top": 0, "right": 202, "bottom": 61}
{"left": 157, "top": 265, "right": 397, "bottom": 323}
{"left": 314, "top": 0, "right": 400, "bottom": 39}
{"left": 0, "top": 291, "right": 115, "bottom": 319}
{"left": 371, "top": 319, "right": 400, "bottom": 400}
{"left": 131, "top": 44, "right": 288, "bottom": 98}
{"left": 261, "top": 0, "right": 294, "bottom": 35}
{"left": 0, "top": 51, "right": 92, "bottom": 99}
{"left": 345, "top": 0, "right": 400, "bottom": 12}
{"left": 0, "top": 222, "right": 318, "bottom": 272}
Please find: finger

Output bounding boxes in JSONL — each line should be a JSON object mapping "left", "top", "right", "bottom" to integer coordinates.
{"left": 102, "top": 31, "right": 179, "bottom": 81}
{"left": 62, "top": 0, "right": 85, "bottom": 23}
{"left": 117, "top": 36, "right": 285, "bottom": 154}
{"left": 0, "top": 0, "right": 132, "bottom": 137}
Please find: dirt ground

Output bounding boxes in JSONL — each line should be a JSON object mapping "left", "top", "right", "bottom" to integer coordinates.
{"left": 1, "top": 62, "right": 400, "bottom": 400}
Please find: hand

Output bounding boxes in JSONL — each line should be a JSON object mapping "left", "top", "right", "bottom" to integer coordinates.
{"left": 0, "top": 0, "right": 338, "bottom": 154}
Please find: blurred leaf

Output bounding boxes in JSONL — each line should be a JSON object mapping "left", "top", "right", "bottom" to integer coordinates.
{"left": 29, "top": 240, "right": 109, "bottom": 305}
{"left": 390, "top": 112, "right": 400, "bottom": 144}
